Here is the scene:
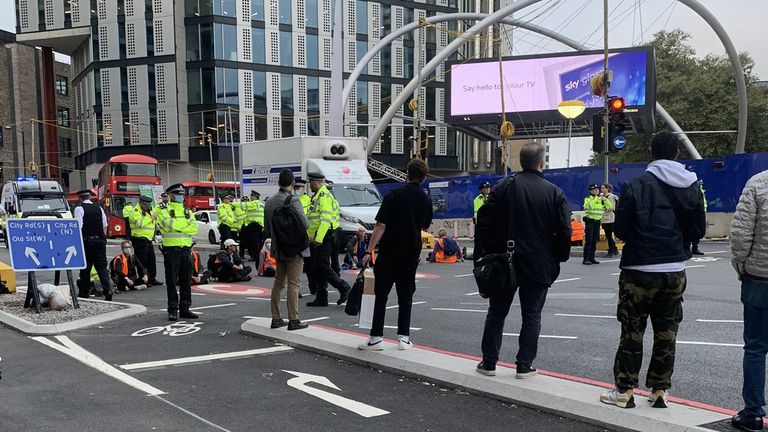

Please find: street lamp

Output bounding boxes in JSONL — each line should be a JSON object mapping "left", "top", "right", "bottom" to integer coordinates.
{"left": 4, "top": 125, "right": 26, "bottom": 177}
{"left": 557, "top": 100, "right": 586, "bottom": 168}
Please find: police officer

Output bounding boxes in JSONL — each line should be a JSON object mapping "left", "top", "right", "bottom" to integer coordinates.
{"left": 233, "top": 194, "right": 247, "bottom": 243}
{"left": 157, "top": 183, "right": 199, "bottom": 321}
{"left": 295, "top": 179, "right": 312, "bottom": 215}
{"left": 246, "top": 190, "right": 265, "bottom": 261}
{"left": 306, "top": 172, "right": 351, "bottom": 307}
{"left": 583, "top": 183, "right": 612, "bottom": 265}
{"left": 128, "top": 195, "right": 162, "bottom": 286}
{"left": 217, "top": 194, "right": 235, "bottom": 249}
{"left": 74, "top": 190, "right": 112, "bottom": 301}
{"left": 326, "top": 180, "right": 342, "bottom": 276}
{"left": 473, "top": 182, "right": 491, "bottom": 224}
{"left": 239, "top": 194, "right": 252, "bottom": 258}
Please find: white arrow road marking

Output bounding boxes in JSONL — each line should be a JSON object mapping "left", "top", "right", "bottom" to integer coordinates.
{"left": 24, "top": 247, "right": 40, "bottom": 266}
{"left": 64, "top": 246, "right": 78, "bottom": 265}
{"left": 283, "top": 370, "right": 389, "bottom": 418}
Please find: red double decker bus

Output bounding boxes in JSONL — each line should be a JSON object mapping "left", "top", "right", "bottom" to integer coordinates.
{"left": 96, "top": 154, "right": 161, "bottom": 237}
{"left": 181, "top": 181, "right": 240, "bottom": 210}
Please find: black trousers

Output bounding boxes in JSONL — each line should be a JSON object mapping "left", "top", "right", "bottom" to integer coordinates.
{"left": 239, "top": 224, "right": 251, "bottom": 257}
{"left": 481, "top": 281, "right": 549, "bottom": 367}
{"left": 584, "top": 218, "right": 601, "bottom": 261}
{"left": 219, "top": 224, "right": 232, "bottom": 249}
{"left": 251, "top": 224, "right": 264, "bottom": 260}
{"left": 78, "top": 238, "right": 111, "bottom": 298}
{"left": 163, "top": 246, "right": 192, "bottom": 312}
{"left": 218, "top": 265, "right": 253, "bottom": 282}
{"left": 115, "top": 276, "right": 144, "bottom": 292}
{"left": 330, "top": 229, "right": 341, "bottom": 275}
{"left": 309, "top": 235, "right": 350, "bottom": 303}
{"left": 602, "top": 223, "right": 617, "bottom": 253}
{"left": 371, "top": 261, "right": 417, "bottom": 337}
{"left": 131, "top": 236, "right": 157, "bottom": 281}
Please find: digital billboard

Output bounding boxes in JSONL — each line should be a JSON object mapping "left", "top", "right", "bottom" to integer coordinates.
{"left": 446, "top": 47, "right": 655, "bottom": 126}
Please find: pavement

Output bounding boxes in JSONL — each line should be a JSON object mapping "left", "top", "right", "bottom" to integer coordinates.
{"left": 0, "top": 240, "right": 745, "bottom": 431}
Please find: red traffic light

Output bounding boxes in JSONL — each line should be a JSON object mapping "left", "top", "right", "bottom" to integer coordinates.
{"left": 610, "top": 97, "right": 626, "bottom": 112}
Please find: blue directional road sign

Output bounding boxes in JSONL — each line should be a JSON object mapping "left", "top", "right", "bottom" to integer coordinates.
{"left": 7, "top": 219, "right": 86, "bottom": 271}
{"left": 613, "top": 135, "right": 627, "bottom": 150}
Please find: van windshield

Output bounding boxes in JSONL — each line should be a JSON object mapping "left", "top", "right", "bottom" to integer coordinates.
{"left": 19, "top": 196, "right": 68, "bottom": 212}
{"left": 328, "top": 184, "right": 382, "bottom": 207}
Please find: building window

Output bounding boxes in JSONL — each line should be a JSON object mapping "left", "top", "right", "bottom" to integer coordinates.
{"left": 281, "top": 74, "right": 293, "bottom": 110}
{"left": 251, "top": 0, "right": 264, "bottom": 21}
{"left": 57, "top": 107, "right": 70, "bottom": 127}
{"left": 305, "top": 0, "right": 317, "bottom": 27}
{"left": 356, "top": 0, "right": 367, "bottom": 35}
{"left": 306, "top": 34, "right": 318, "bottom": 69}
{"left": 252, "top": 27, "right": 265, "bottom": 64}
{"left": 356, "top": 42, "right": 367, "bottom": 75}
{"left": 280, "top": 31, "right": 292, "bottom": 67}
{"left": 307, "top": 76, "right": 319, "bottom": 112}
{"left": 55, "top": 75, "right": 68, "bottom": 96}
{"left": 279, "top": 0, "right": 291, "bottom": 25}
{"left": 59, "top": 137, "right": 72, "bottom": 157}
{"left": 214, "top": 0, "right": 236, "bottom": 16}
{"left": 253, "top": 71, "right": 267, "bottom": 108}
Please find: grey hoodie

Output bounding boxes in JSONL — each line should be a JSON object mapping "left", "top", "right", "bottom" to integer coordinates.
{"left": 645, "top": 160, "right": 698, "bottom": 189}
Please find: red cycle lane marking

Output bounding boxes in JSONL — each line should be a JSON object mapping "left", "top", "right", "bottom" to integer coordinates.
{"left": 314, "top": 324, "right": 738, "bottom": 417}
{"left": 192, "top": 283, "right": 272, "bottom": 297}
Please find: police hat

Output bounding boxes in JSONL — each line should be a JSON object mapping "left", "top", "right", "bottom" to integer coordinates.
{"left": 295, "top": 178, "right": 306, "bottom": 186}
{"left": 307, "top": 172, "right": 325, "bottom": 181}
{"left": 224, "top": 194, "right": 234, "bottom": 200}
{"left": 160, "top": 192, "right": 168, "bottom": 198}
{"left": 77, "top": 189, "right": 94, "bottom": 198}
{"left": 588, "top": 184, "right": 600, "bottom": 190}
{"left": 479, "top": 182, "right": 491, "bottom": 190}
{"left": 139, "top": 195, "right": 153, "bottom": 204}
{"left": 250, "top": 190, "right": 260, "bottom": 197}
{"left": 166, "top": 183, "right": 184, "bottom": 194}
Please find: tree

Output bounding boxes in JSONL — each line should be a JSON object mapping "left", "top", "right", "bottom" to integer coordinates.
{"left": 601, "top": 30, "right": 768, "bottom": 163}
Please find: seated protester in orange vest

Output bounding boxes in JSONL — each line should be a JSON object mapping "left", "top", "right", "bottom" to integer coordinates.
{"left": 428, "top": 229, "right": 463, "bottom": 263}
{"left": 217, "top": 239, "right": 253, "bottom": 282}
{"left": 110, "top": 240, "right": 148, "bottom": 291}
{"left": 190, "top": 243, "right": 211, "bottom": 285}
{"left": 258, "top": 238, "right": 278, "bottom": 277}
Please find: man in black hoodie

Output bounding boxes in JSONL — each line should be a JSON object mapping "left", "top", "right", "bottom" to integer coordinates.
{"left": 600, "top": 132, "right": 706, "bottom": 410}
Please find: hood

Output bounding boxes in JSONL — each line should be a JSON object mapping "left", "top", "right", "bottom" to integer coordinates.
{"left": 646, "top": 160, "right": 698, "bottom": 188}
{"left": 340, "top": 206, "right": 378, "bottom": 224}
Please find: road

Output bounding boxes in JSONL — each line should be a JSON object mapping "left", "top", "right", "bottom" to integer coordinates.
{"left": 0, "top": 241, "right": 608, "bottom": 432}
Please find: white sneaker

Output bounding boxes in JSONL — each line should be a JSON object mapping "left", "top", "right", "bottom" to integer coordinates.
{"left": 133, "top": 284, "right": 147, "bottom": 291}
{"left": 397, "top": 336, "right": 413, "bottom": 350}
{"left": 599, "top": 388, "right": 636, "bottom": 408}
{"left": 647, "top": 389, "right": 669, "bottom": 408}
{"left": 358, "top": 337, "right": 384, "bottom": 351}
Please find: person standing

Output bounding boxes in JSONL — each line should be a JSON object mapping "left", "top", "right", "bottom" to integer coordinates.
{"left": 233, "top": 195, "right": 247, "bottom": 242}
{"left": 157, "top": 184, "right": 199, "bottom": 322}
{"left": 248, "top": 190, "right": 265, "bottom": 261}
{"left": 326, "top": 180, "right": 342, "bottom": 276}
{"left": 601, "top": 183, "right": 620, "bottom": 258}
{"left": 110, "top": 240, "right": 148, "bottom": 292}
{"left": 265, "top": 168, "right": 310, "bottom": 331}
{"left": 600, "top": 132, "right": 706, "bottom": 409}
{"left": 295, "top": 179, "right": 312, "bottom": 215}
{"left": 305, "top": 173, "right": 351, "bottom": 307}
{"left": 75, "top": 190, "right": 113, "bottom": 301}
{"left": 217, "top": 195, "right": 235, "bottom": 249}
{"left": 474, "top": 143, "right": 571, "bottom": 377}
{"left": 583, "top": 184, "right": 612, "bottom": 265}
{"left": 691, "top": 180, "right": 707, "bottom": 255}
{"left": 128, "top": 195, "right": 162, "bottom": 286}
{"left": 238, "top": 195, "right": 253, "bottom": 258}
{"left": 473, "top": 182, "right": 491, "bottom": 224}
{"left": 358, "top": 158, "right": 433, "bottom": 351}
{"left": 729, "top": 170, "right": 768, "bottom": 431}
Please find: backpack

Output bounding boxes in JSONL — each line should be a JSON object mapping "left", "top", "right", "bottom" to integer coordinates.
{"left": 443, "top": 236, "right": 460, "bottom": 256}
{"left": 207, "top": 253, "right": 223, "bottom": 278}
{"left": 272, "top": 195, "right": 310, "bottom": 257}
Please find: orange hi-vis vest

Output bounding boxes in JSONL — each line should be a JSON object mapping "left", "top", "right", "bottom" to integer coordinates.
{"left": 192, "top": 250, "right": 201, "bottom": 274}
{"left": 113, "top": 254, "right": 130, "bottom": 275}
{"left": 434, "top": 238, "right": 457, "bottom": 264}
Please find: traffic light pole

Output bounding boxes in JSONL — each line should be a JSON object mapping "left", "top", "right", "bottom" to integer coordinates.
{"left": 603, "top": 0, "right": 610, "bottom": 185}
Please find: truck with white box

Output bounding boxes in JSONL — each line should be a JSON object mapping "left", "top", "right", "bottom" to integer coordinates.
{"left": 240, "top": 137, "right": 382, "bottom": 248}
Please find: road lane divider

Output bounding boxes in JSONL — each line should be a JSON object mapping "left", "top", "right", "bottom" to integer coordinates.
{"left": 555, "top": 313, "right": 615, "bottom": 319}
{"left": 189, "top": 303, "right": 237, "bottom": 311}
{"left": 696, "top": 319, "right": 743, "bottom": 323}
{"left": 553, "top": 278, "right": 581, "bottom": 283}
{"left": 386, "top": 301, "right": 426, "bottom": 310}
{"left": 503, "top": 333, "right": 577, "bottom": 340}
{"left": 431, "top": 308, "right": 486, "bottom": 313}
{"left": 119, "top": 346, "right": 294, "bottom": 371}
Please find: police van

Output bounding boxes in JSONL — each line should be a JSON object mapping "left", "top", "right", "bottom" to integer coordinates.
{"left": 0, "top": 178, "right": 72, "bottom": 247}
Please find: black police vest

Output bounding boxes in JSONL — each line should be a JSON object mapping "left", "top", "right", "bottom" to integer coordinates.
{"left": 81, "top": 203, "right": 104, "bottom": 238}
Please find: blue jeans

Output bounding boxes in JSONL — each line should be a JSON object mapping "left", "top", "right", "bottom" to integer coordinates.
{"left": 742, "top": 275, "right": 768, "bottom": 417}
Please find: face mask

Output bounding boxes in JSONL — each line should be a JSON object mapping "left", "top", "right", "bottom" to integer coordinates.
{"left": 123, "top": 248, "right": 133, "bottom": 254}
{"left": 174, "top": 195, "right": 184, "bottom": 203}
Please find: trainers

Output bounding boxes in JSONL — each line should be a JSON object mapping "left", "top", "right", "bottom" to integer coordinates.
{"left": 582, "top": 260, "right": 592, "bottom": 266}
{"left": 358, "top": 337, "right": 384, "bottom": 351}
{"left": 133, "top": 284, "right": 147, "bottom": 291}
{"left": 648, "top": 389, "right": 669, "bottom": 408}
{"left": 476, "top": 361, "right": 496, "bottom": 376}
{"left": 600, "top": 388, "right": 636, "bottom": 408}
{"left": 397, "top": 336, "right": 412, "bottom": 350}
{"left": 515, "top": 364, "right": 538, "bottom": 379}
{"left": 732, "top": 412, "right": 764, "bottom": 432}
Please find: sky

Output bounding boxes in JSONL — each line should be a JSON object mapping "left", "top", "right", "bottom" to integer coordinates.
{"left": 0, "top": 0, "right": 764, "bottom": 168}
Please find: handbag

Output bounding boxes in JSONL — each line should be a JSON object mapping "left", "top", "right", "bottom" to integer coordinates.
{"left": 344, "top": 268, "right": 366, "bottom": 316}
{"left": 473, "top": 240, "right": 516, "bottom": 299}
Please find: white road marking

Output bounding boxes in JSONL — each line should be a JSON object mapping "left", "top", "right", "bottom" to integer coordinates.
{"left": 601, "top": 259, "right": 621, "bottom": 263}
{"left": 152, "top": 395, "right": 233, "bottom": 432}
{"left": 697, "top": 319, "right": 743, "bottom": 323}
{"left": 455, "top": 274, "right": 474, "bottom": 278}
{"left": 31, "top": 336, "right": 165, "bottom": 395}
{"left": 119, "top": 346, "right": 294, "bottom": 371}
{"left": 555, "top": 313, "right": 616, "bottom": 319}
{"left": 503, "top": 333, "right": 577, "bottom": 340}
{"left": 686, "top": 265, "right": 706, "bottom": 269}
{"left": 610, "top": 272, "right": 621, "bottom": 276}
{"left": 352, "top": 324, "right": 422, "bottom": 331}
{"left": 246, "top": 297, "right": 271, "bottom": 301}
{"left": 283, "top": 370, "right": 389, "bottom": 418}
{"left": 431, "top": 308, "right": 486, "bottom": 313}
{"left": 553, "top": 277, "right": 581, "bottom": 283}
{"left": 189, "top": 303, "right": 237, "bottom": 311}
{"left": 191, "top": 293, "right": 207, "bottom": 296}
{"left": 386, "top": 301, "right": 426, "bottom": 310}
{"left": 704, "top": 250, "right": 728, "bottom": 254}
{"left": 302, "top": 316, "right": 330, "bottom": 323}
{"left": 465, "top": 292, "right": 480, "bottom": 296}
{"left": 677, "top": 340, "right": 743, "bottom": 347}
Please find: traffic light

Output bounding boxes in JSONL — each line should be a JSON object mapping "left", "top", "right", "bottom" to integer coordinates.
{"left": 608, "top": 96, "right": 627, "bottom": 151}
{"left": 592, "top": 113, "right": 605, "bottom": 153}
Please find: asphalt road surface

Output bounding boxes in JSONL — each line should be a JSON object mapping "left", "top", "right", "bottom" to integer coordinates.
{"left": 0, "top": 241, "right": 609, "bottom": 432}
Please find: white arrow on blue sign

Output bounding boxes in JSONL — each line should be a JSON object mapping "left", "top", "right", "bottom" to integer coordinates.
{"left": 7, "top": 219, "right": 86, "bottom": 271}
{"left": 613, "top": 135, "right": 627, "bottom": 150}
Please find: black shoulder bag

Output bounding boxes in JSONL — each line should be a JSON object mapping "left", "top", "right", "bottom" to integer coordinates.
{"left": 473, "top": 179, "right": 517, "bottom": 299}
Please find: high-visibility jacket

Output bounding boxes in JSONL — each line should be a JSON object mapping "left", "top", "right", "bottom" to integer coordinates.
{"left": 583, "top": 195, "right": 612, "bottom": 221}
{"left": 153, "top": 203, "right": 169, "bottom": 225}
{"left": 122, "top": 204, "right": 135, "bottom": 219}
{"left": 307, "top": 185, "right": 334, "bottom": 244}
{"left": 218, "top": 202, "right": 235, "bottom": 227}
{"left": 298, "top": 194, "right": 311, "bottom": 215}
{"left": 127, "top": 206, "right": 155, "bottom": 240}
{"left": 157, "top": 202, "right": 198, "bottom": 247}
{"left": 246, "top": 199, "right": 264, "bottom": 227}
{"left": 473, "top": 194, "right": 487, "bottom": 220}
{"left": 701, "top": 187, "right": 708, "bottom": 212}
{"left": 233, "top": 201, "right": 247, "bottom": 231}
{"left": 330, "top": 194, "right": 340, "bottom": 230}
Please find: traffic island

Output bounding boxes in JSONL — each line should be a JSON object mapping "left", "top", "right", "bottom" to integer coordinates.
{"left": 241, "top": 318, "right": 729, "bottom": 432}
{"left": 0, "top": 292, "right": 146, "bottom": 335}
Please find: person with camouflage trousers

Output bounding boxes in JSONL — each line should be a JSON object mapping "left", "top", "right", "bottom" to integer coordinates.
{"left": 600, "top": 132, "right": 706, "bottom": 409}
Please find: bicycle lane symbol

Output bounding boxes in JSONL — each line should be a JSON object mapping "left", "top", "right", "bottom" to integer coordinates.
{"left": 131, "top": 321, "right": 203, "bottom": 337}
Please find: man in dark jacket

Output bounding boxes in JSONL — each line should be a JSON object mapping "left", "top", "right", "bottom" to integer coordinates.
{"left": 217, "top": 239, "right": 253, "bottom": 282}
{"left": 475, "top": 142, "right": 572, "bottom": 379}
{"left": 600, "top": 132, "right": 706, "bottom": 410}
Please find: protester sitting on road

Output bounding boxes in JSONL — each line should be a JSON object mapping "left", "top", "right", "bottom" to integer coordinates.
{"left": 258, "top": 238, "right": 278, "bottom": 277}
{"left": 729, "top": 169, "right": 768, "bottom": 431}
{"left": 600, "top": 132, "right": 706, "bottom": 410}
{"left": 427, "top": 229, "right": 463, "bottom": 263}
{"left": 217, "top": 239, "right": 253, "bottom": 282}
{"left": 110, "top": 240, "right": 149, "bottom": 292}
{"left": 570, "top": 213, "right": 585, "bottom": 246}
{"left": 474, "top": 142, "right": 572, "bottom": 379}
{"left": 190, "top": 244, "right": 210, "bottom": 285}
{"left": 344, "top": 227, "right": 369, "bottom": 269}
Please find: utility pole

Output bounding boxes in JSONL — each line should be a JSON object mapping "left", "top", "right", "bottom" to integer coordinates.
{"left": 603, "top": 0, "right": 610, "bottom": 185}
{"left": 207, "top": 133, "right": 217, "bottom": 203}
